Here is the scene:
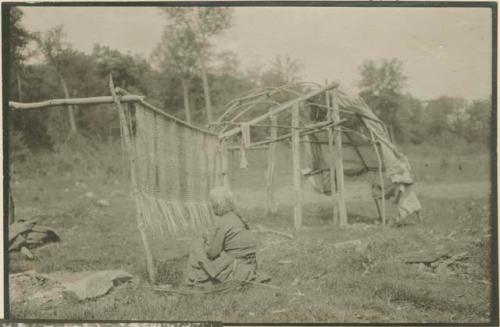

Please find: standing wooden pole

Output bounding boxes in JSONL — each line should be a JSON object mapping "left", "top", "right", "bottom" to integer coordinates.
{"left": 266, "top": 114, "right": 278, "bottom": 216}
{"left": 109, "top": 76, "right": 156, "bottom": 283}
{"left": 221, "top": 140, "right": 230, "bottom": 189}
{"left": 292, "top": 102, "right": 303, "bottom": 232}
{"left": 326, "top": 91, "right": 339, "bottom": 225}
{"left": 215, "top": 141, "right": 223, "bottom": 187}
{"left": 331, "top": 89, "right": 348, "bottom": 227}
{"left": 370, "top": 130, "right": 386, "bottom": 226}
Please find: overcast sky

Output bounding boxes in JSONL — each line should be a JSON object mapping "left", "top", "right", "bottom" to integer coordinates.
{"left": 20, "top": 6, "right": 492, "bottom": 100}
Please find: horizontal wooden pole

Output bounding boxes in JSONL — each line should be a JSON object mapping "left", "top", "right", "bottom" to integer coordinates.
{"left": 114, "top": 86, "right": 218, "bottom": 136}
{"left": 9, "top": 95, "right": 144, "bottom": 111}
{"left": 227, "top": 145, "right": 269, "bottom": 151}
{"left": 301, "top": 140, "right": 374, "bottom": 147}
{"left": 138, "top": 98, "right": 218, "bottom": 136}
{"left": 220, "top": 82, "right": 339, "bottom": 139}
{"left": 227, "top": 139, "right": 371, "bottom": 151}
{"left": 211, "top": 121, "right": 320, "bottom": 130}
{"left": 244, "top": 119, "right": 346, "bottom": 149}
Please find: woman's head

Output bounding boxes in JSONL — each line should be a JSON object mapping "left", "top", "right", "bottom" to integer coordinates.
{"left": 209, "top": 186, "right": 236, "bottom": 216}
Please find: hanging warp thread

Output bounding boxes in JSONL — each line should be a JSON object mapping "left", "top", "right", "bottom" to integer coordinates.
{"left": 131, "top": 103, "right": 219, "bottom": 236}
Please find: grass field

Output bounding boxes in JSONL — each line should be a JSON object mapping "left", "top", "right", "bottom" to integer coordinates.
{"left": 8, "top": 142, "right": 495, "bottom": 323}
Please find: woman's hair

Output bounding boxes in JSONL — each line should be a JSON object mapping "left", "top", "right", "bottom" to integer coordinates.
{"left": 209, "top": 186, "right": 236, "bottom": 216}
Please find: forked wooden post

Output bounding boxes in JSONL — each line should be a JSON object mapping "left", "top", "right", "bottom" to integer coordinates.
{"left": 326, "top": 90, "right": 339, "bottom": 225}
{"left": 265, "top": 114, "right": 278, "bottom": 216}
{"left": 109, "top": 76, "right": 156, "bottom": 283}
{"left": 291, "top": 102, "right": 303, "bottom": 232}
{"left": 370, "top": 130, "right": 386, "bottom": 226}
{"left": 331, "top": 89, "right": 348, "bottom": 227}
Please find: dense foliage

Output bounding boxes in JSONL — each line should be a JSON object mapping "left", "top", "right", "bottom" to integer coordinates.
{"left": 7, "top": 7, "right": 492, "bottom": 157}
{"left": 358, "top": 58, "right": 491, "bottom": 146}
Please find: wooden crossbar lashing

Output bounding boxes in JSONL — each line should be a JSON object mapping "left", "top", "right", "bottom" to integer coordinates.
{"left": 217, "top": 83, "right": 351, "bottom": 232}
{"left": 238, "top": 119, "right": 347, "bottom": 150}
{"left": 220, "top": 83, "right": 339, "bottom": 139}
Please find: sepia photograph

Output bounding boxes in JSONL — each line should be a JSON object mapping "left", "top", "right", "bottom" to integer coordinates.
{"left": 3, "top": 2, "right": 497, "bottom": 324}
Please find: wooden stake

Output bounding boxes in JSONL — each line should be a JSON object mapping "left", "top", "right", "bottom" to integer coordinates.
{"left": 331, "top": 89, "right": 348, "bottom": 227}
{"left": 215, "top": 140, "right": 225, "bottom": 187}
{"left": 292, "top": 102, "right": 303, "bottom": 232}
{"left": 302, "top": 134, "right": 314, "bottom": 187}
{"left": 370, "top": 130, "right": 386, "bottom": 226}
{"left": 221, "top": 140, "right": 230, "bottom": 189}
{"left": 266, "top": 114, "right": 278, "bottom": 216}
{"left": 109, "top": 76, "right": 156, "bottom": 283}
{"left": 326, "top": 91, "right": 339, "bottom": 225}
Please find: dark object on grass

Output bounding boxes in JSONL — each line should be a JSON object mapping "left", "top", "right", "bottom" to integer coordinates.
{"left": 401, "top": 249, "right": 469, "bottom": 275}
{"left": 9, "top": 218, "right": 61, "bottom": 257}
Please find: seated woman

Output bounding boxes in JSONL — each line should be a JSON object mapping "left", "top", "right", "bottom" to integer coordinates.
{"left": 185, "top": 186, "right": 269, "bottom": 286}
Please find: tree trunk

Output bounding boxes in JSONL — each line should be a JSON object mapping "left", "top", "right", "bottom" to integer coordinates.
{"left": 59, "top": 74, "right": 77, "bottom": 133}
{"left": 181, "top": 78, "right": 192, "bottom": 124}
{"left": 9, "top": 190, "right": 15, "bottom": 225}
{"left": 16, "top": 72, "right": 22, "bottom": 101}
{"left": 198, "top": 53, "right": 213, "bottom": 123}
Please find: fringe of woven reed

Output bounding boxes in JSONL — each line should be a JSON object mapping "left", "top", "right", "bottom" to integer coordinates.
{"left": 137, "top": 192, "right": 215, "bottom": 236}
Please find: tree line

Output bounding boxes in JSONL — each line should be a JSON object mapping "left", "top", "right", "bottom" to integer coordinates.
{"left": 358, "top": 58, "right": 491, "bottom": 147}
{"left": 7, "top": 7, "right": 491, "bottom": 157}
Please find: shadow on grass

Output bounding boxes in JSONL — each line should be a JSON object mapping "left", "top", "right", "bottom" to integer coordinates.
{"left": 347, "top": 212, "right": 380, "bottom": 225}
